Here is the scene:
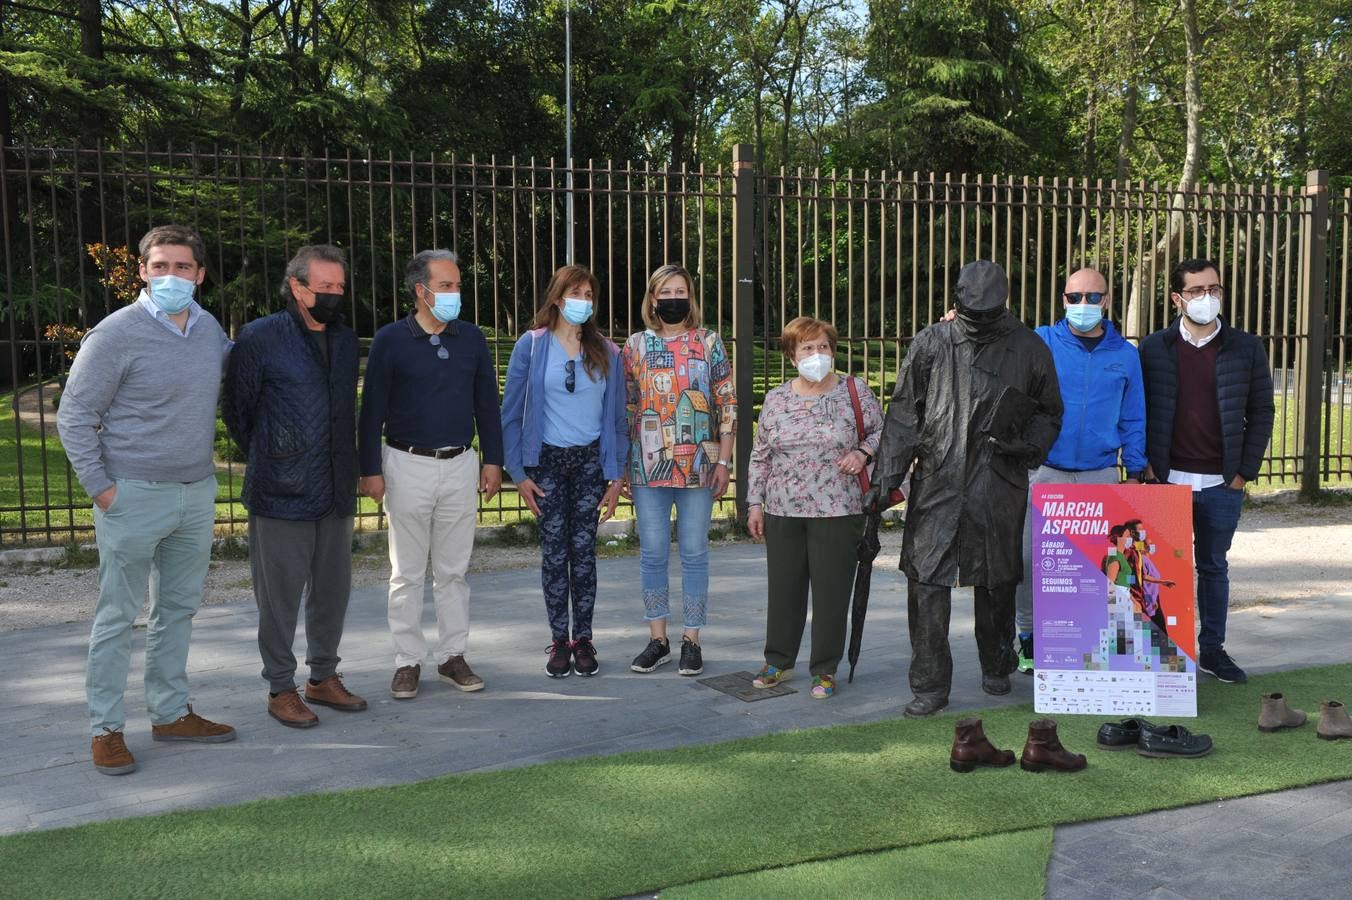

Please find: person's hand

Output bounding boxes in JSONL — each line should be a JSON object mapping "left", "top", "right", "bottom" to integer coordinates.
{"left": 836, "top": 448, "right": 869, "bottom": 477}
{"left": 1164, "top": 580, "right": 1176, "bottom": 588}
{"left": 747, "top": 505, "right": 764, "bottom": 540}
{"left": 1144, "top": 465, "right": 1158, "bottom": 484}
{"left": 597, "top": 480, "right": 622, "bottom": 523}
{"left": 358, "top": 475, "right": 385, "bottom": 503}
{"left": 480, "top": 464, "right": 502, "bottom": 501}
{"left": 941, "top": 308, "right": 956, "bottom": 323}
{"left": 863, "top": 483, "right": 883, "bottom": 513}
{"left": 93, "top": 485, "right": 117, "bottom": 512}
{"left": 709, "top": 462, "right": 731, "bottom": 498}
{"left": 517, "top": 477, "right": 546, "bottom": 517}
{"left": 1229, "top": 475, "right": 1247, "bottom": 490}
{"left": 618, "top": 475, "right": 632, "bottom": 500}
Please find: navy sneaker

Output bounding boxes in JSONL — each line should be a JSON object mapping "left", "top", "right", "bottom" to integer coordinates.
{"left": 678, "top": 637, "right": 704, "bottom": 676}
{"left": 572, "top": 638, "right": 599, "bottom": 677}
{"left": 630, "top": 638, "right": 671, "bottom": 673}
{"left": 1198, "top": 648, "right": 1247, "bottom": 684}
{"left": 545, "top": 640, "right": 572, "bottom": 678}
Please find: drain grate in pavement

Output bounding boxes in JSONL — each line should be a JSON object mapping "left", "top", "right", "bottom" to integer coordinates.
{"left": 697, "top": 670, "right": 797, "bottom": 702}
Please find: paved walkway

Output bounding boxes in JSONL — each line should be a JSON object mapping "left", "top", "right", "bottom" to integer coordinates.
{"left": 1, "top": 538, "right": 1350, "bottom": 898}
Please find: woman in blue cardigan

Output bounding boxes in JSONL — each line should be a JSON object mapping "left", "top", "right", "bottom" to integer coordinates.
{"left": 501, "top": 265, "right": 627, "bottom": 678}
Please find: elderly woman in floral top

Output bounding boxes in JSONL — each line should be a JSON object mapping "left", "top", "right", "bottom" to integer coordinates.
{"left": 746, "top": 316, "right": 882, "bottom": 699}
{"left": 623, "top": 263, "right": 736, "bottom": 678}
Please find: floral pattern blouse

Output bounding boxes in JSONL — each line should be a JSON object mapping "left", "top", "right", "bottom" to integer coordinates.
{"left": 746, "top": 375, "right": 883, "bottom": 518}
{"left": 623, "top": 328, "right": 737, "bottom": 488}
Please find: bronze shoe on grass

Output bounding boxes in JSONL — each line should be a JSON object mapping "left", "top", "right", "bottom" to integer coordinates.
{"left": 268, "top": 688, "right": 319, "bottom": 728}
{"left": 151, "top": 705, "right": 237, "bottom": 743}
{"left": 950, "top": 717, "right": 1016, "bottom": 773}
{"left": 1020, "top": 719, "right": 1087, "bottom": 773}
{"left": 91, "top": 729, "right": 137, "bottom": 776}
{"left": 305, "top": 674, "right": 368, "bottom": 712}
{"left": 1318, "top": 700, "right": 1352, "bottom": 741}
{"left": 1257, "top": 692, "right": 1307, "bottom": 733}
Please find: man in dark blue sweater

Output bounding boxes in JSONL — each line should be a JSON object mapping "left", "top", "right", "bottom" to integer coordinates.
{"left": 358, "top": 249, "right": 504, "bottom": 700}
{"left": 1139, "top": 258, "right": 1275, "bottom": 684}
{"left": 224, "top": 244, "right": 365, "bottom": 728}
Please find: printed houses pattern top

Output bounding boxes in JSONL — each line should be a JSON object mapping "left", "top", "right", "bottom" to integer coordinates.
{"left": 623, "top": 328, "right": 736, "bottom": 488}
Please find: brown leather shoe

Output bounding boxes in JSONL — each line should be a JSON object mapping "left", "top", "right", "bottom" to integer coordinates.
{"left": 268, "top": 688, "right": 319, "bottom": 728}
{"left": 91, "top": 729, "right": 137, "bottom": 775}
{"left": 1318, "top": 700, "right": 1352, "bottom": 741}
{"left": 151, "top": 705, "right": 237, "bottom": 743}
{"left": 950, "top": 716, "right": 1016, "bottom": 773}
{"left": 438, "top": 655, "right": 484, "bottom": 692}
{"left": 1258, "top": 692, "right": 1307, "bottom": 732}
{"left": 305, "top": 674, "right": 368, "bottom": 712}
{"left": 391, "top": 664, "right": 421, "bottom": 699}
{"left": 1020, "top": 718, "right": 1087, "bottom": 773}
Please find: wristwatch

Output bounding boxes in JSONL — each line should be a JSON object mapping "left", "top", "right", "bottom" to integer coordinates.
{"left": 858, "top": 448, "right": 874, "bottom": 463}
{"left": 716, "top": 459, "right": 731, "bottom": 469}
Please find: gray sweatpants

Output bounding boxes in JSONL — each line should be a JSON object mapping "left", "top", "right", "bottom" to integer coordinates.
{"left": 249, "top": 513, "right": 354, "bottom": 693}
{"left": 1014, "top": 464, "right": 1119, "bottom": 634}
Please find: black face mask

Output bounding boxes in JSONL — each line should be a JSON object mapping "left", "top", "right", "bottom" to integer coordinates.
{"left": 307, "top": 292, "right": 345, "bottom": 324}
{"left": 655, "top": 297, "right": 690, "bottom": 324}
{"left": 955, "top": 305, "right": 1005, "bottom": 325}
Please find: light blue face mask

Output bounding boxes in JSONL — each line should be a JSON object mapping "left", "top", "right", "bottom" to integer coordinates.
{"left": 561, "top": 297, "right": 593, "bottom": 325}
{"left": 426, "top": 289, "right": 461, "bottom": 323}
{"left": 147, "top": 274, "right": 196, "bottom": 314}
{"left": 1065, "top": 303, "right": 1103, "bottom": 332}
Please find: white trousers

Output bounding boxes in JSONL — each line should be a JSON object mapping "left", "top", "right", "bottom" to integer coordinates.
{"left": 383, "top": 445, "right": 478, "bottom": 668}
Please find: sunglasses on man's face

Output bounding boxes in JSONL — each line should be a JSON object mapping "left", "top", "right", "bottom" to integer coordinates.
{"left": 1064, "top": 292, "right": 1107, "bottom": 305}
{"left": 428, "top": 333, "right": 449, "bottom": 360}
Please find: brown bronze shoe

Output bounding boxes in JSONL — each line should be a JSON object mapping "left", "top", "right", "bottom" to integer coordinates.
{"left": 268, "top": 688, "right": 319, "bottom": 728}
{"left": 151, "top": 705, "right": 237, "bottom": 743}
{"left": 91, "top": 729, "right": 137, "bottom": 775}
{"left": 950, "top": 716, "right": 1016, "bottom": 773}
{"left": 1318, "top": 700, "right": 1352, "bottom": 740}
{"left": 438, "top": 655, "right": 484, "bottom": 692}
{"left": 1020, "top": 718, "right": 1087, "bottom": 773}
{"left": 391, "top": 664, "right": 421, "bottom": 699}
{"left": 305, "top": 674, "right": 368, "bottom": 712}
{"left": 1258, "top": 692, "right": 1307, "bottom": 732}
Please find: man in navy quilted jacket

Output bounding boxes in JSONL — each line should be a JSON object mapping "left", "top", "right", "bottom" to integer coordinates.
{"left": 223, "top": 244, "right": 366, "bottom": 727}
{"left": 1139, "top": 258, "right": 1274, "bottom": 685}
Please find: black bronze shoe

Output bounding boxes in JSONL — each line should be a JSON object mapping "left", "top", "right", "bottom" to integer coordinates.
{"left": 1137, "top": 723, "right": 1214, "bottom": 759}
{"left": 1096, "top": 718, "right": 1156, "bottom": 751}
{"left": 904, "top": 694, "right": 949, "bottom": 718}
{"left": 981, "top": 674, "right": 1011, "bottom": 696}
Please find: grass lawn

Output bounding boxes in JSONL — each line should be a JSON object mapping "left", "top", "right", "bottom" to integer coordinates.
{"left": 4, "top": 663, "right": 1352, "bottom": 898}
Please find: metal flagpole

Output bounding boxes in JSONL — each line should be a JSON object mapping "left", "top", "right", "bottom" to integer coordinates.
{"left": 565, "top": 0, "right": 574, "bottom": 264}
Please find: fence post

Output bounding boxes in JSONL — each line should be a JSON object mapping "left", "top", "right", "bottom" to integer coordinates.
{"left": 1298, "top": 169, "right": 1329, "bottom": 500}
{"left": 732, "top": 144, "right": 755, "bottom": 517}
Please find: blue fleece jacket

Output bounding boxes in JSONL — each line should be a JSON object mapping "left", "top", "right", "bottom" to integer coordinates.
{"left": 501, "top": 328, "right": 628, "bottom": 483}
{"left": 1034, "top": 318, "right": 1147, "bottom": 473}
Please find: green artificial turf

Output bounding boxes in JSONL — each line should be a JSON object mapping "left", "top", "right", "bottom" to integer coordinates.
{"left": 665, "top": 828, "right": 1053, "bottom": 899}
{"left": 5, "top": 665, "right": 1352, "bottom": 899}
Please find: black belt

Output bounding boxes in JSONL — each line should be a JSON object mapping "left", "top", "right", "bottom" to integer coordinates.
{"left": 386, "top": 438, "right": 468, "bottom": 460}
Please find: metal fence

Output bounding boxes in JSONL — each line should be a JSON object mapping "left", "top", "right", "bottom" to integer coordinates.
{"left": 1, "top": 141, "right": 1348, "bottom": 545}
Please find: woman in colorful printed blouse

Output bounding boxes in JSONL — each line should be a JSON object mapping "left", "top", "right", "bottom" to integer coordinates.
{"left": 745, "top": 316, "right": 882, "bottom": 699}
{"left": 501, "top": 265, "right": 627, "bottom": 678}
{"left": 622, "top": 263, "right": 736, "bottom": 677}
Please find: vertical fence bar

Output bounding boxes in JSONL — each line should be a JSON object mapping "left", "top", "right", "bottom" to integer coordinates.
{"left": 1298, "top": 170, "right": 1330, "bottom": 498}
{"left": 732, "top": 144, "right": 755, "bottom": 516}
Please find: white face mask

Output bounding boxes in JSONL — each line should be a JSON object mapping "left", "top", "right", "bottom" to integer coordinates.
{"left": 1184, "top": 294, "right": 1220, "bottom": 326}
{"left": 796, "top": 352, "right": 833, "bottom": 383}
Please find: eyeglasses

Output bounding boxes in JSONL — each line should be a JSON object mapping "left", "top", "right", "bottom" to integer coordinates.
{"left": 428, "top": 333, "right": 449, "bottom": 360}
{"left": 1177, "top": 284, "right": 1225, "bottom": 299}
{"left": 1064, "top": 292, "right": 1106, "bottom": 304}
{"left": 565, "top": 359, "right": 576, "bottom": 393}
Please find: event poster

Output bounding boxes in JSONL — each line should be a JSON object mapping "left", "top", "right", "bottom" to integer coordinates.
{"left": 1031, "top": 484, "right": 1197, "bottom": 717}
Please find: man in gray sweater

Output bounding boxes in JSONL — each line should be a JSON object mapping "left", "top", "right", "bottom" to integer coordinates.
{"left": 57, "top": 224, "right": 237, "bottom": 776}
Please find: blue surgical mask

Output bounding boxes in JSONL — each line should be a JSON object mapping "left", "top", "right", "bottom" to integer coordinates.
{"left": 1065, "top": 303, "right": 1103, "bottom": 332}
{"left": 561, "top": 297, "right": 593, "bottom": 325}
{"left": 426, "top": 289, "right": 460, "bottom": 323}
{"left": 147, "top": 274, "right": 196, "bottom": 314}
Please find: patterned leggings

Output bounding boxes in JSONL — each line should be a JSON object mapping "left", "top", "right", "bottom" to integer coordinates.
{"left": 529, "top": 442, "right": 606, "bottom": 641}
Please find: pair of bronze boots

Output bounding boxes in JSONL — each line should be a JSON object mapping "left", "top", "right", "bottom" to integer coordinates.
{"left": 950, "top": 717, "right": 1088, "bottom": 774}
{"left": 1258, "top": 692, "right": 1352, "bottom": 740}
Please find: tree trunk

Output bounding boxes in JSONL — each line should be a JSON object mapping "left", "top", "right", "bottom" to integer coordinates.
{"left": 1115, "top": 82, "right": 1138, "bottom": 182}
{"left": 78, "top": 0, "right": 108, "bottom": 142}
{"left": 1124, "top": 0, "right": 1203, "bottom": 340}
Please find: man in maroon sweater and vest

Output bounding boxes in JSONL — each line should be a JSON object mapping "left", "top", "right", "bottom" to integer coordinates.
{"left": 1139, "top": 258, "right": 1274, "bottom": 684}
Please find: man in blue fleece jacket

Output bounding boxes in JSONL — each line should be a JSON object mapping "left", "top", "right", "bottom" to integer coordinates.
{"left": 1014, "top": 267, "right": 1147, "bottom": 673}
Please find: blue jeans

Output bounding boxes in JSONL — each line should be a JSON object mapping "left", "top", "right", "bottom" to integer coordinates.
{"left": 88, "top": 477, "right": 217, "bottom": 736}
{"left": 1194, "top": 483, "right": 1245, "bottom": 652}
{"left": 631, "top": 485, "right": 714, "bottom": 629}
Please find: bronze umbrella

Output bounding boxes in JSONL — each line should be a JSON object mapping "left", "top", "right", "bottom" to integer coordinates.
{"left": 846, "top": 508, "right": 883, "bottom": 683}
